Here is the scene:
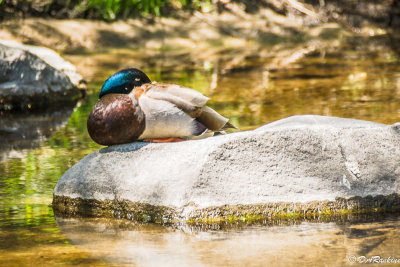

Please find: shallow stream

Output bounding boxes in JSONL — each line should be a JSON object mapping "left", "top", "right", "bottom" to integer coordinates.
{"left": 1, "top": 35, "right": 400, "bottom": 266}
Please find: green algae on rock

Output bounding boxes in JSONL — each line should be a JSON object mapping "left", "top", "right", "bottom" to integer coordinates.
{"left": 52, "top": 193, "right": 400, "bottom": 225}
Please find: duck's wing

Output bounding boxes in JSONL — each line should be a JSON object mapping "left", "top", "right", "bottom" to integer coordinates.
{"left": 142, "top": 82, "right": 208, "bottom": 117}
{"left": 197, "top": 106, "right": 230, "bottom": 131}
{"left": 142, "top": 82, "right": 234, "bottom": 131}
{"left": 135, "top": 94, "right": 207, "bottom": 140}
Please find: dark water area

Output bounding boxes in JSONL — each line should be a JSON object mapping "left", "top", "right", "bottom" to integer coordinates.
{"left": 0, "top": 35, "right": 400, "bottom": 266}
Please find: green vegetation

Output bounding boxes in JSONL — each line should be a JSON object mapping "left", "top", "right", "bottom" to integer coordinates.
{"left": 1, "top": 0, "right": 213, "bottom": 20}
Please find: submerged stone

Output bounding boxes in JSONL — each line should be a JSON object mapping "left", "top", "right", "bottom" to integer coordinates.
{"left": 0, "top": 40, "right": 84, "bottom": 110}
{"left": 53, "top": 115, "right": 400, "bottom": 223}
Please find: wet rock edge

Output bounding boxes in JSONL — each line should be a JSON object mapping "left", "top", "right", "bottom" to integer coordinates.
{"left": 52, "top": 193, "right": 400, "bottom": 225}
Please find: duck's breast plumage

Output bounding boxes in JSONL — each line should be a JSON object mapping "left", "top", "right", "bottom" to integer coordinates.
{"left": 87, "top": 94, "right": 145, "bottom": 146}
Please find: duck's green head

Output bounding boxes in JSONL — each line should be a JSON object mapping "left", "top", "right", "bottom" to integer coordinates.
{"left": 99, "top": 68, "right": 151, "bottom": 98}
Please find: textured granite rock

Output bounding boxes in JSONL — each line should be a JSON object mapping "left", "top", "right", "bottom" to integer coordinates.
{"left": 0, "top": 40, "right": 83, "bottom": 110}
{"left": 53, "top": 115, "right": 400, "bottom": 222}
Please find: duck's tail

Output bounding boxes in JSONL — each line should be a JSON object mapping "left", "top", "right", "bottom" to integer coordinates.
{"left": 197, "top": 106, "right": 236, "bottom": 132}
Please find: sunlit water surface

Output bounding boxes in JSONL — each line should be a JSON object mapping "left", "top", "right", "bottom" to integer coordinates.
{"left": 1, "top": 36, "right": 400, "bottom": 266}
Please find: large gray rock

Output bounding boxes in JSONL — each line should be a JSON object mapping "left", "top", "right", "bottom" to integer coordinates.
{"left": 0, "top": 41, "right": 83, "bottom": 110}
{"left": 53, "top": 115, "right": 400, "bottom": 222}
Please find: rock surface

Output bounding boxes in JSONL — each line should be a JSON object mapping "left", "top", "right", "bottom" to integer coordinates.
{"left": 0, "top": 40, "right": 85, "bottom": 88}
{"left": 0, "top": 40, "right": 83, "bottom": 110}
{"left": 53, "top": 115, "right": 400, "bottom": 222}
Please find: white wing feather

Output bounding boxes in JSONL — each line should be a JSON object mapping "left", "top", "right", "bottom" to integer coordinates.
{"left": 137, "top": 95, "right": 196, "bottom": 139}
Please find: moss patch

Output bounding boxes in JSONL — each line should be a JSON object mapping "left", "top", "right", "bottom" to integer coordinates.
{"left": 52, "top": 195, "right": 180, "bottom": 224}
{"left": 52, "top": 193, "right": 400, "bottom": 226}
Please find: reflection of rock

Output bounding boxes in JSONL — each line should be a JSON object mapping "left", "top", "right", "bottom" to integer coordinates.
{"left": 55, "top": 216, "right": 400, "bottom": 267}
{"left": 53, "top": 115, "right": 400, "bottom": 222}
{"left": 0, "top": 107, "right": 73, "bottom": 162}
{"left": 0, "top": 41, "right": 83, "bottom": 110}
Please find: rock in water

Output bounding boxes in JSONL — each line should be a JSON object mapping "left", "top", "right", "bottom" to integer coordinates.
{"left": 53, "top": 115, "right": 400, "bottom": 223}
{"left": 0, "top": 42, "right": 83, "bottom": 110}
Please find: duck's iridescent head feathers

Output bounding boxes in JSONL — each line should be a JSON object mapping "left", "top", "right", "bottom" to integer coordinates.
{"left": 99, "top": 68, "right": 151, "bottom": 98}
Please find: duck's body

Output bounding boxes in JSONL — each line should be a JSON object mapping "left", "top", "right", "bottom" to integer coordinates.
{"left": 87, "top": 69, "right": 235, "bottom": 146}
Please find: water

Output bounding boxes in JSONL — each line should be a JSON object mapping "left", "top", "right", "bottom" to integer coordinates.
{"left": 1, "top": 35, "right": 400, "bottom": 266}
{"left": 55, "top": 216, "right": 400, "bottom": 267}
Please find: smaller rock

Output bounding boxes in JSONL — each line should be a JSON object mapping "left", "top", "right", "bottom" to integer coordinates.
{"left": 0, "top": 40, "right": 84, "bottom": 110}
{"left": 0, "top": 40, "right": 85, "bottom": 88}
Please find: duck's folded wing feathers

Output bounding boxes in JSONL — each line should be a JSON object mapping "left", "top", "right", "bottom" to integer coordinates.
{"left": 137, "top": 95, "right": 203, "bottom": 139}
{"left": 144, "top": 83, "right": 209, "bottom": 114}
{"left": 141, "top": 82, "right": 236, "bottom": 132}
{"left": 146, "top": 90, "right": 202, "bottom": 117}
{"left": 197, "top": 106, "right": 234, "bottom": 131}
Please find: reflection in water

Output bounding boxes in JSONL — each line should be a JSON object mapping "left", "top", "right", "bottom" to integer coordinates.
{"left": 0, "top": 205, "right": 108, "bottom": 266}
{"left": 55, "top": 216, "right": 400, "bottom": 267}
{"left": 0, "top": 108, "right": 74, "bottom": 162}
{"left": 0, "top": 94, "right": 101, "bottom": 207}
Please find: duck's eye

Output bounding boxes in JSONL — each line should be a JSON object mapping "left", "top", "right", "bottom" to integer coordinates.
{"left": 135, "top": 78, "right": 141, "bottom": 82}
{"left": 125, "top": 87, "right": 129, "bottom": 91}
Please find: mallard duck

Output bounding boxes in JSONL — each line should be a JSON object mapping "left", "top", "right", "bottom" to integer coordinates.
{"left": 87, "top": 68, "right": 235, "bottom": 146}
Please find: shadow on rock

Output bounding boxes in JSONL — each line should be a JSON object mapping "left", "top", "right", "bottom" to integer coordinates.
{"left": 99, "top": 142, "right": 149, "bottom": 154}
